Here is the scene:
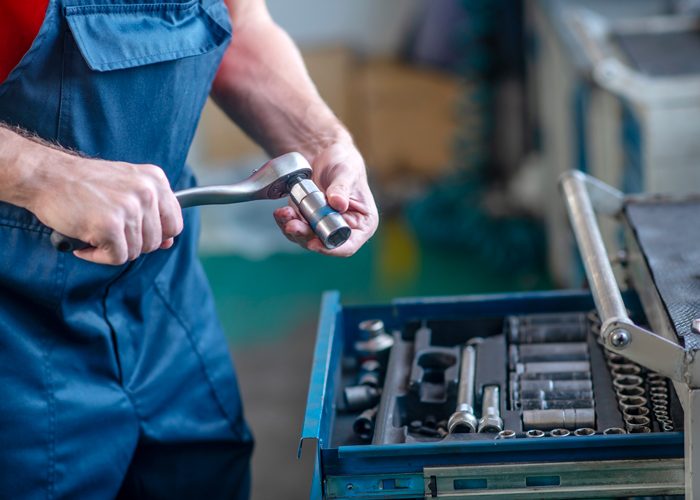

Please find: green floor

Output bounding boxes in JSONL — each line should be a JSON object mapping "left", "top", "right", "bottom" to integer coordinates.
{"left": 201, "top": 216, "right": 551, "bottom": 346}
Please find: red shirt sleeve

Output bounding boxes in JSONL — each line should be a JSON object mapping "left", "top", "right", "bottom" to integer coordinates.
{"left": 0, "top": 0, "right": 50, "bottom": 83}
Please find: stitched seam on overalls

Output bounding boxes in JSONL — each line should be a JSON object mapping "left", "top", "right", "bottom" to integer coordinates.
{"left": 64, "top": 2, "right": 197, "bottom": 16}
{"left": 53, "top": 253, "right": 68, "bottom": 316}
{"left": 153, "top": 281, "right": 240, "bottom": 435}
{"left": 0, "top": 0, "right": 56, "bottom": 100}
{"left": 0, "top": 218, "right": 50, "bottom": 233}
{"left": 42, "top": 342, "right": 56, "bottom": 500}
{"left": 80, "top": 46, "right": 215, "bottom": 71}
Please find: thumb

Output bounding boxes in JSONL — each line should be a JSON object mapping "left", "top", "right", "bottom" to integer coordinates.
{"left": 326, "top": 178, "right": 351, "bottom": 213}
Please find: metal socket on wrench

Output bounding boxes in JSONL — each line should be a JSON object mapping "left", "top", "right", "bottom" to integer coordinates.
{"left": 50, "top": 152, "right": 351, "bottom": 252}
{"left": 522, "top": 408, "right": 595, "bottom": 431}
{"left": 447, "top": 344, "right": 478, "bottom": 433}
{"left": 477, "top": 385, "right": 503, "bottom": 433}
{"left": 288, "top": 178, "right": 351, "bottom": 249}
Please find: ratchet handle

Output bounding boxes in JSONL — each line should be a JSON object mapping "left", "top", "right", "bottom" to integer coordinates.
{"left": 50, "top": 231, "right": 91, "bottom": 253}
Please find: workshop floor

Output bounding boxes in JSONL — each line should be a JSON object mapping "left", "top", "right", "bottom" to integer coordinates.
{"left": 201, "top": 215, "right": 550, "bottom": 500}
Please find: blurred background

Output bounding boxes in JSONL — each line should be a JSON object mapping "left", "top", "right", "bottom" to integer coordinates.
{"left": 187, "top": 0, "right": 700, "bottom": 497}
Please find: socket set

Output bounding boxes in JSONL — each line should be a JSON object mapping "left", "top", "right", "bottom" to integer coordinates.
{"left": 336, "top": 311, "right": 682, "bottom": 446}
{"left": 301, "top": 292, "right": 685, "bottom": 499}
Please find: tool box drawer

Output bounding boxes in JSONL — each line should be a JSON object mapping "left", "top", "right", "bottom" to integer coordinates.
{"left": 300, "top": 290, "right": 684, "bottom": 500}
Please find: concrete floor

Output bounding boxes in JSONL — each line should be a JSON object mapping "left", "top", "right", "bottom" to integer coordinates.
{"left": 231, "top": 322, "right": 317, "bottom": 500}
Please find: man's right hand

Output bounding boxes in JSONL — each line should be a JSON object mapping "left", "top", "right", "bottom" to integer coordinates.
{"left": 0, "top": 125, "right": 183, "bottom": 266}
{"left": 27, "top": 154, "right": 183, "bottom": 266}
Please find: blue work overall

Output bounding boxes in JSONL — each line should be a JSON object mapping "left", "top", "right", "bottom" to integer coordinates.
{"left": 0, "top": 0, "right": 253, "bottom": 498}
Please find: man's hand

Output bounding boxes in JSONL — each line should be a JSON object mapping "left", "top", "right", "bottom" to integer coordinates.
{"left": 27, "top": 153, "right": 183, "bottom": 266}
{"left": 273, "top": 142, "right": 378, "bottom": 257}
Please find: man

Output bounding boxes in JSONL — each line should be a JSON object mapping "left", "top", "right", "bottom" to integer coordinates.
{"left": 0, "top": 0, "right": 378, "bottom": 498}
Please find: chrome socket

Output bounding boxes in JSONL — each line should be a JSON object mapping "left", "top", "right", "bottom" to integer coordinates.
{"left": 612, "top": 375, "right": 644, "bottom": 390}
{"left": 526, "top": 429, "right": 545, "bottom": 438}
{"left": 573, "top": 427, "right": 596, "bottom": 436}
{"left": 622, "top": 406, "right": 650, "bottom": 418}
{"left": 497, "top": 429, "right": 516, "bottom": 439}
{"left": 610, "top": 364, "right": 642, "bottom": 377}
{"left": 616, "top": 386, "right": 645, "bottom": 398}
{"left": 618, "top": 396, "right": 647, "bottom": 410}
{"left": 627, "top": 426, "right": 651, "bottom": 433}
{"left": 625, "top": 415, "right": 651, "bottom": 427}
{"left": 603, "top": 427, "right": 626, "bottom": 435}
{"left": 550, "top": 428, "right": 570, "bottom": 437}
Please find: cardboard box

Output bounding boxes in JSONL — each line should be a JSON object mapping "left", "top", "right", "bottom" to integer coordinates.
{"left": 193, "top": 46, "right": 356, "bottom": 165}
{"left": 356, "top": 60, "right": 461, "bottom": 183}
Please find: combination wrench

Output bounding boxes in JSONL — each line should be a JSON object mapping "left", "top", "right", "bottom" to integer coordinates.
{"left": 50, "top": 152, "right": 351, "bottom": 252}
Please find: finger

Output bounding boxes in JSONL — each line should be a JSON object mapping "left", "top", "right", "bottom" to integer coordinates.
{"left": 273, "top": 206, "right": 300, "bottom": 226}
{"left": 124, "top": 218, "right": 143, "bottom": 261}
{"left": 160, "top": 238, "right": 174, "bottom": 250}
{"left": 274, "top": 207, "right": 315, "bottom": 247}
{"left": 159, "top": 192, "right": 183, "bottom": 240}
{"left": 141, "top": 204, "right": 162, "bottom": 254}
{"left": 74, "top": 241, "right": 128, "bottom": 266}
{"left": 325, "top": 171, "right": 352, "bottom": 213}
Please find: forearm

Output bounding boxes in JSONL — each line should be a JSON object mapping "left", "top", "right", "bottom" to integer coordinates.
{"left": 0, "top": 124, "right": 68, "bottom": 210}
{"left": 211, "top": 10, "right": 352, "bottom": 159}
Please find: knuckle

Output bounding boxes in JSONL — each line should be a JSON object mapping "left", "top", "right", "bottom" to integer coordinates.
{"left": 136, "top": 184, "right": 157, "bottom": 205}
{"left": 120, "top": 195, "right": 142, "bottom": 218}
{"left": 98, "top": 216, "right": 123, "bottom": 240}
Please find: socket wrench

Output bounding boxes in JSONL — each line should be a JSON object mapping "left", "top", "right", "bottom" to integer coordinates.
{"left": 447, "top": 344, "right": 478, "bottom": 433}
{"left": 51, "top": 152, "right": 351, "bottom": 252}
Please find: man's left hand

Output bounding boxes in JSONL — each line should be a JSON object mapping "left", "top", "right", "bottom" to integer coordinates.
{"left": 273, "top": 142, "right": 379, "bottom": 257}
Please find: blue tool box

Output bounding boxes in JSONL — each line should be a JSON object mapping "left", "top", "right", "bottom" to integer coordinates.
{"left": 299, "top": 172, "right": 700, "bottom": 498}
{"left": 300, "top": 290, "right": 684, "bottom": 499}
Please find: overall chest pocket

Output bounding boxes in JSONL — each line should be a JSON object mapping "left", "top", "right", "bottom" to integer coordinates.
{"left": 59, "top": 0, "right": 232, "bottom": 180}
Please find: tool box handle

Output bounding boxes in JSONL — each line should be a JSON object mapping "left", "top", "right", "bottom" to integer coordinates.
{"left": 559, "top": 172, "right": 629, "bottom": 332}
{"left": 559, "top": 171, "right": 690, "bottom": 384}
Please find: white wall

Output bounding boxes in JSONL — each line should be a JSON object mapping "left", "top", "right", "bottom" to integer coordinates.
{"left": 266, "top": 0, "right": 425, "bottom": 55}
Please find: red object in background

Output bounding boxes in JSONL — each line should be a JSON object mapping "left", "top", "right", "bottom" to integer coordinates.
{"left": 0, "top": 1, "right": 50, "bottom": 83}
